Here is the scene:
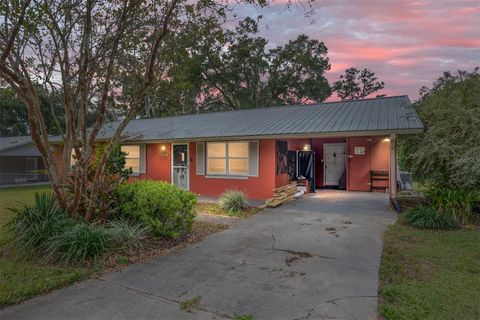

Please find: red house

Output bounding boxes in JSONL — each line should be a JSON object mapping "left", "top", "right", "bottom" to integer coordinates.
{"left": 99, "top": 96, "right": 423, "bottom": 201}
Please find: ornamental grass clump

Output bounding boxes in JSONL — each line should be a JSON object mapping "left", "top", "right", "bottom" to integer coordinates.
{"left": 8, "top": 192, "right": 73, "bottom": 251}
{"left": 45, "top": 223, "right": 109, "bottom": 264}
{"left": 404, "top": 206, "right": 458, "bottom": 230}
{"left": 106, "top": 219, "right": 151, "bottom": 250}
{"left": 219, "top": 190, "right": 249, "bottom": 214}
{"left": 427, "top": 188, "right": 479, "bottom": 225}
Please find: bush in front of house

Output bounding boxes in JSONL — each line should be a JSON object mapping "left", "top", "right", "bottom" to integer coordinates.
{"left": 404, "top": 206, "right": 459, "bottom": 230}
{"left": 8, "top": 192, "right": 73, "bottom": 251}
{"left": 114, "top": 180, "right": 197, "bottom": 238}
{"left": 427, "top": 188, "right": 479, "bottom": 225}
{"left": 45, "top": 222, "right": 110, "bottom": 264}
{"left": 219, "top": 190, "right": 249, "bottom": 214}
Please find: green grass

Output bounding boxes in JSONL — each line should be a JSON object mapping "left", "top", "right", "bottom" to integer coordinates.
{"left": 0, "top": 185, "right": 89, "bottom": 306}
{"left": 196, "top": 202, "right": 261, "bottom": 218}
{"left": 379, "top": 221, "right": 480, "bottom": 319}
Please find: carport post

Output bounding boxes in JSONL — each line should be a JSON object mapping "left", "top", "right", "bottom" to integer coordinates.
{"left": 389, "top": 133, "right": 397, "bottom": 205}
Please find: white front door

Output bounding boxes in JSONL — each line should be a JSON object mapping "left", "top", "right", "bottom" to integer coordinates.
{"left": 171, "top": 143, "right": 189, "bottom": 190}
{"left": 324, "top": 143, "right": 346, "bottom": 186}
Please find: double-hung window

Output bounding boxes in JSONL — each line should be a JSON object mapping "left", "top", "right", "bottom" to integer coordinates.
{"left": 121, "top": 145, "right": 141, "bottom": 174}
{"left": 207, "top": 142, "right": 249, "bottom": 176}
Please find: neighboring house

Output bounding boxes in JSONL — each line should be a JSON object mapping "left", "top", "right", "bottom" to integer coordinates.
{"left": 0, "top": 136, "right": 49, "bottom": 186}
{"left": 96, "top": 95, "right": 423, "bottom": 201}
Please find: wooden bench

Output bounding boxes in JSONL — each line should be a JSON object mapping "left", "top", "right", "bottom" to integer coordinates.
{"left": 370, "top": 170, "right": 389, "bottom": 192}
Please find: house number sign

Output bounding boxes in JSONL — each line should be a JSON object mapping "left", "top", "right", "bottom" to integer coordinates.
{"left": 354, "top": 146, "right": 365, "bottom": 155}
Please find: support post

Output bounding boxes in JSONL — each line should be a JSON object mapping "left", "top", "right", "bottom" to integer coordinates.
{"left": 389, "top": 133, "right": 397, "bottom": 205}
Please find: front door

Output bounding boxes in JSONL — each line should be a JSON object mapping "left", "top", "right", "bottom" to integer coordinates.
{"left": 172, "top": 143, "right": 189, "bottom": 190}
{"left": 324, "top": 143, "right": 346, "bottom": 186}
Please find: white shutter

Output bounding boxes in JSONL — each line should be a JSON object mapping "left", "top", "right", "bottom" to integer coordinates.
{"left": 248, "top": 141, "right": 259, "bottom": 177}
{"left": 139, "top": 144, "right": 146, "bottom": 174}
{"left": 196, "top": 142, "right": 205, "bottom": 175}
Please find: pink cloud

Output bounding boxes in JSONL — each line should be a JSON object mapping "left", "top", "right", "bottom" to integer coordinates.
{"left": 234, "top": 0, "right": 480, "bottom": 101}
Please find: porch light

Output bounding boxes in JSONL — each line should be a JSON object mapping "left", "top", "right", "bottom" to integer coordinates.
{"left": 383, "top": 137, "right": 391, "bottom": 142}
{"left": 161, "top": 145, "right": 166, "bottom": 151}
{"left": 303, "top": 144, "right": 311, "bottom": 151}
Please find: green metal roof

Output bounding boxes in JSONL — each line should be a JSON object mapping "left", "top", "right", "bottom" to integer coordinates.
{"left": 96, "top": 95, "right": 423, "bottom": 142}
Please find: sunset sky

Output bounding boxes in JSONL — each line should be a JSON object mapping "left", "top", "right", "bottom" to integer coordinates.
{"left": 237, "top": 0, "right": 480, "bottom": 101}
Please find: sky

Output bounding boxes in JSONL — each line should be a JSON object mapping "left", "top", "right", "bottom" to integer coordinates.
{"left": 235, "top": 0, "right": 480, "bottom": 101}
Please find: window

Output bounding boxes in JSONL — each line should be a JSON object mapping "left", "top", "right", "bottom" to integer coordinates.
{"left": 121, "top": 145, "right": 140, "bottom": 174}
{"left": 70, "top": 148, "right": 81, "bottom": 169}
{"left": 207, "top": 142, "right": 248, "bottom": 175}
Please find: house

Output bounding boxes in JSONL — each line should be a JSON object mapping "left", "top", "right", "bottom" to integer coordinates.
{"left": 0, "top": 135, "right": 49, "bottom": 186}
{"left": 96, "top": 95, "right": 423, "bottom": 201}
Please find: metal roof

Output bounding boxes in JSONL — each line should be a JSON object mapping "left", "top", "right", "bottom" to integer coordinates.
{"left": 0, "top": 135, "right": 34, "bottom": 152}
{"left": 96, "top": 95, "right": 424, "bottom": 142}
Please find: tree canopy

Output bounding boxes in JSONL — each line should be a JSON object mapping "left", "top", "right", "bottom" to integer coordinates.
{"left": 332, "top": 67, "right": 385, "bottom": 100}
{"left": 399, "top": 68, "right": 480, "bottom": 189}
{"left": 139, "top": 17, "right": 332, "bottom": 117}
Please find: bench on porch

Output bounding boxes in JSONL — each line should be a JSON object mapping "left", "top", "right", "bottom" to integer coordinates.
{"left": 370, "top": 170, "right": 389, "bottom": 192}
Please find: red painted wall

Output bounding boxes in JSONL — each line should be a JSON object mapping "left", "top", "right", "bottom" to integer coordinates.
{"left": 128, "top": 143, "right": 171, "bottom": 183}
{"left": 189, "top": 140, "right": 276, "bottom": 200}
{"left": 347, "top": 136, "right": 390, "bottom": 191}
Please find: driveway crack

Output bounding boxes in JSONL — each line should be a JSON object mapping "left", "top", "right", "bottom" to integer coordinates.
{"left": 97, "top": 278, "right": 231, "bottom": 319}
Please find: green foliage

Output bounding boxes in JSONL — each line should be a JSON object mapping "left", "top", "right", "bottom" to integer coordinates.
{"left": 427, "top": 188, "right": 478, "bottom": 225}
{"left": 45, "top": 223, "right": 109, "bottom": 264}
{"left": 399, "top": 68, "right": 480, "bottom": 189}
{"left": 332, "top": 67, "right": 385, "bottom": 100}
{"left": 106, "top": 219, "right": 151, "bottom": 250}
{"left": 7, "top": 193, "right": 73, "bottom": 251}
{"left": 94, "top": 144, "right": 132, "bottom": 180}
{"left": 233, "top": 315, "right": 255, "bottom": 320}
{"left": 404, "top": 207, "right": 458, "bottom": 230}
{"left": 179, "top": 296, "right": 202, "bottom": 312}
{"left": 139, "top": 17, "right": 332, "bottom": 117}
{"left": 0, "top": 87, "right": 65, "bottom": 136}
{"left": 219, "top": 190, "right": 249, "bottom": 213}
{"left": 115, "top": 181, "right": 197, "bottom": 238}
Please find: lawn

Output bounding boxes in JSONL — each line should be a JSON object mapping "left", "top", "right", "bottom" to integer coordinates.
{"left": 0, "top": 185, "right": 89, "bottom": 306}
{"left": 379, "top": 221, "right": 480, "bottom": 319}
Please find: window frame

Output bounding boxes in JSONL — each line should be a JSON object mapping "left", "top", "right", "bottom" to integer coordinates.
{"left": 206, "top": 141, "right": 249, "bottom": 176}
{"left": 121, "top": 144, "right": 141, "bottom": 175}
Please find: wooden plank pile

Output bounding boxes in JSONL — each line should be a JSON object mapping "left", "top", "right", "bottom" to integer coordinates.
{"left": 265, "top": 182, "right": 298, "bottom": 208}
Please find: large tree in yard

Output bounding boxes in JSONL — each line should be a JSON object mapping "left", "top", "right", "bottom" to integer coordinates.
{"left": 139, "top": 17, "right": 332, "bottom": 117}
{"left": 332, "top": 67, "right": 384, "bottom": 100}
{"left": 0, "top": 0, "right": 268, "bottom": 218}
{"left": 399, "top": 68, "right": 480, "bottom": 189}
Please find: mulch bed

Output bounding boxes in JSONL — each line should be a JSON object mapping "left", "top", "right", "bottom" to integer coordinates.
{"left": 99, "top": 221, "right": 228, "bottom": 272}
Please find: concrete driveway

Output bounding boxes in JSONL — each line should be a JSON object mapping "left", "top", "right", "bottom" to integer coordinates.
{"left": 1, "top": 190, "right": 396, "bottom": 320}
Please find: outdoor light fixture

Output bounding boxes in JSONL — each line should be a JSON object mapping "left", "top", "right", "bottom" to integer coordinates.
{"left": 383, "top": 137, "right": 391, "bottom": 142}
{"left": 160, "top": 144, "right": 168, "bottom": 157}
{"left": 303, "top": 144, "right": 311, "bottom": 151}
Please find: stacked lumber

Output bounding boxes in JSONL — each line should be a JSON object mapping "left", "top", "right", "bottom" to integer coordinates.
{"left": 265, "top": 182, "right": 298, "bottom": 208}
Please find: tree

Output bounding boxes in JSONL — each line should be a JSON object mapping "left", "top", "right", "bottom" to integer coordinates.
{"left": 139, "top": 17, "right": 332, "bottom": 116}
{"left": 332, "top": 67, "right": 385, "bottom": 100}
{"left": 0, "top": 0, "right": 256, "bottom": 219}
{"left": 398, "top": 68, "right": 480, "bottom": 189}
{"left": 0, "top": 87, "right": 65, "bottom": 136}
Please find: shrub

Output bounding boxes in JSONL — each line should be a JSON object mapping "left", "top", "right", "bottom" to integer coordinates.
{"left": 115, "top": 180, "right": 197, "bottom": 238}
{"left": 8, "top": 193, "right": 73, "bottom": 251}
{"left": 427, "top": 188, "right": 479, "bottom": 224}
{"left": 404, "top": 207, "right": 459, "bottom": 230}
{"left": 106, "top": 219, "right": 151, "bottom": 249}
{"left": 219, "top": 190, "right": 249, "bottom": 214}
{"left": 46, "top": 223, "right": 109, "bottom": 264}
